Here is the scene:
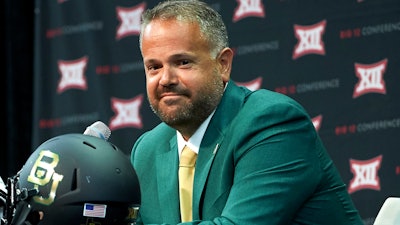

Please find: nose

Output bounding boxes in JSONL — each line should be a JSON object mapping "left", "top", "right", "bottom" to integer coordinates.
{"left": 159, "top": 66, "right": 178, "bottom": 87}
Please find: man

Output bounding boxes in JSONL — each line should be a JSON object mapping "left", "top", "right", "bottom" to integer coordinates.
{"left": 130, "top": 0, "right": 364, "bottom": 224}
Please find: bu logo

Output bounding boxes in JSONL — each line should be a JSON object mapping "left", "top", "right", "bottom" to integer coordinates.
{"left": 27, "top": 150, "right": 64, "bottom": 205}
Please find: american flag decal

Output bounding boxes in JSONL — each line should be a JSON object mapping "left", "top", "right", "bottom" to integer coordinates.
{"left": 83, "top": 203, "right": 107, "bottom": 218}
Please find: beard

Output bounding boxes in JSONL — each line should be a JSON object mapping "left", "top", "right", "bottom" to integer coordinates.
{"left": 149, "top": 72, "right": 225, "bottom": 129}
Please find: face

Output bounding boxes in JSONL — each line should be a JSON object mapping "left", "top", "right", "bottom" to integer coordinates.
{"left": 141, "top": 19, "right": 232, "bottom": 137}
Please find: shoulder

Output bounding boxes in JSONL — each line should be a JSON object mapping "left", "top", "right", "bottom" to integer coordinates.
{"left": 226, "top": 88, "right": 318, "bottom": 154}
{"left": 226, "top": 88, "right": 315, "bottom": 143}
{"left": 131, "top": 123, "right": 175, "bottom": 153}
{"left": 243, "top": 89, "right": 308, "bottom": 116}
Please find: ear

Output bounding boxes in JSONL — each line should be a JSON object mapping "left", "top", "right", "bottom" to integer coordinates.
{"left": 217, "top": 47, "right": 234, "bottom": 83}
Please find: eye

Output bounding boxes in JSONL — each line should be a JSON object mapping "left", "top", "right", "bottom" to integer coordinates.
{"left": 180, "top": 60, "right": 190, "bottom": 65}
{"left": 146, "top": 64, "right": 161, "bottom": 71}
{"left": 177, "top": 59, "right": 192, "bottom": 68}
{"left": 145, "top": 64, "right": 162, "bottom": 76}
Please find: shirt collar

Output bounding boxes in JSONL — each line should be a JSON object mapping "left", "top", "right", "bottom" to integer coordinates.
{"left": 177, "top": 110, "right": 215, "bottom": 157}
{"left": 177, "top": 82, "right": 227, "bottom": 156}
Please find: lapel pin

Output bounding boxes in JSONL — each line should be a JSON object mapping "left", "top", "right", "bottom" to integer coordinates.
{"left": 213, "top": 144, "right": 219, "bottom": 155}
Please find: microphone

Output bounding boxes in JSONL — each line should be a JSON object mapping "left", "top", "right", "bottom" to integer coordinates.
{"left": 373, "top": 197, "right": 400, "bottom": 225}
{"left": 83, "top": 121, "right": 111, "bottom": 141}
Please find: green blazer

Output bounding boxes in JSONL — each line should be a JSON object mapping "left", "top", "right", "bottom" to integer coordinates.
{"left": 130, "top": 81, "right": 363, "bottom": 225}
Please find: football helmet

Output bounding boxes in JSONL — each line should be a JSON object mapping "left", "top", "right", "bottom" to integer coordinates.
{"left": 1, "top": 133, "right": 140, "bottom": 225}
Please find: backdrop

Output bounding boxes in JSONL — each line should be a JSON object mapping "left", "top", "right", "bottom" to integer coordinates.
{"left": 6, "top": 0, "right": 400, "bottom": 224}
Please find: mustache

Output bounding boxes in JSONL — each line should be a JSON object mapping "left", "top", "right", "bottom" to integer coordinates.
{"left": 157, "top": 86, "right": 190, "bottom": 97}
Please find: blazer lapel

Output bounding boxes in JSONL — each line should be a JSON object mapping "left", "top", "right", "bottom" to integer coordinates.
{"left": 156, "top": 138, "right": 181, "bottom": 223}
{"left": 192, "top": 141, "right": 222, "bottom": 220}
{"left": 192, "top": 82, "right": 248, "bottom": 220}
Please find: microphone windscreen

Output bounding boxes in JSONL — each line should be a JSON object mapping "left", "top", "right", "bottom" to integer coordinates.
{"left": 83, "top": 121, "right": 111, "bottom": 140}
